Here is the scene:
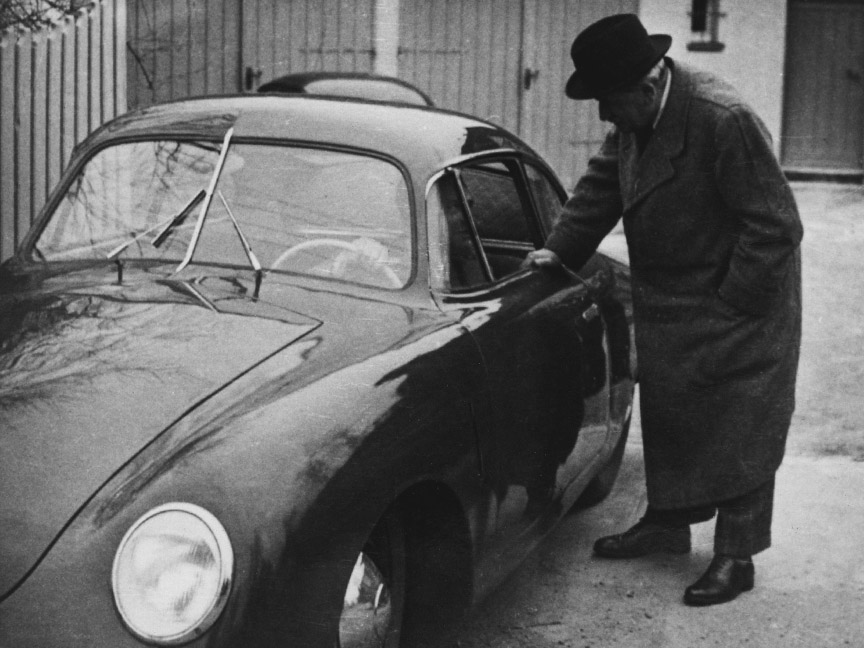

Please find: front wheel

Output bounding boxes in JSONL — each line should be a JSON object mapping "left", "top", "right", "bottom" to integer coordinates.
{"left": 338, "top": 511, "right": 406, "bottom": 648}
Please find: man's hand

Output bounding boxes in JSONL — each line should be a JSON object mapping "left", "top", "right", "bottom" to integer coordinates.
{"left": 521, "top": 248, "right": 562, "bottom": 270}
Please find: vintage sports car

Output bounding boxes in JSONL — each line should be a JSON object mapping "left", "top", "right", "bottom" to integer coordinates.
{"left": 0, "top": 92, "right": 634, "bottom": 647}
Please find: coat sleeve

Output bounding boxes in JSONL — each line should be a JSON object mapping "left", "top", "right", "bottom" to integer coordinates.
{"left": 544, "top": 130, "right": 623, "bottom": 271}
{"left": 714, "top": 106, "right": 803, "bottom": 316}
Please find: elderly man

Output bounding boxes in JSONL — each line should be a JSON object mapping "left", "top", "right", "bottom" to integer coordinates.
{"left": 525, "top": 14, "right": 802, "bottom": 606}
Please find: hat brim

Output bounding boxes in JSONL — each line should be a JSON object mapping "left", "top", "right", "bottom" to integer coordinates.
{"left": 565, "top": 34, "right": 672, "bottom": 100}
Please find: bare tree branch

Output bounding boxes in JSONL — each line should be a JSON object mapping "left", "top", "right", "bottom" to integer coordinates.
{"left": 0, "top": 0, "right": 92, "bottom": 32}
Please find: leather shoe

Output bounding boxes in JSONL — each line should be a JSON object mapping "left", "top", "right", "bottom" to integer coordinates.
{"left": 684, "top": 554, "right": 754, "bottom": 606}
{"left": 593, "top": 517, "right": 691, "bottom": 559}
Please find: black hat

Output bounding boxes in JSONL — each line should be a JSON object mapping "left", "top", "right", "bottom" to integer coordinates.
{"left": 566, "top": 14, "right": 672, "bottom": 100}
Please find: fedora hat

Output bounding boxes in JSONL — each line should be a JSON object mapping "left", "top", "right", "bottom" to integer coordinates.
{"left": 566, "top": 14, "right": 671, "bottom": 100}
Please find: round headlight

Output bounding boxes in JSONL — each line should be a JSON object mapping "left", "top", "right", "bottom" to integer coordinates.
{"left": 112, "top": 503, "right": 233, "bottom": 645}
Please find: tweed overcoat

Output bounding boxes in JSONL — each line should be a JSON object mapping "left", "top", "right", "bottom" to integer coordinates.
{"left": 545, "top": 60, "right": 803, "bottom": 508}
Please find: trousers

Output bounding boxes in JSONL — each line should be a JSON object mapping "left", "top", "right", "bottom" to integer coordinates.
{"left": 645, "top": 477, "right": 775, "bottom": 557}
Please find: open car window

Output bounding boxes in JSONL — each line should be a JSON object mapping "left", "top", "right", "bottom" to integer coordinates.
{"left": 428, "top": 157, "right": 544, "bottom": 292}
{"left": 33, "top": 140, "right": 413, "bottom": 289}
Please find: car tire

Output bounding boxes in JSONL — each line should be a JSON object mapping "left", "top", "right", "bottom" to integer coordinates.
{"left": 573, "top": 413, "right": 631, "bottom": 509}
{"left": 338, "top": 510, "right": 407, "bottom": 648}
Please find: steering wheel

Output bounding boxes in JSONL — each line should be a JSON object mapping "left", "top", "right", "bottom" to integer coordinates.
{"left": 270, "top": 238, "right": 402, "bottom": 288}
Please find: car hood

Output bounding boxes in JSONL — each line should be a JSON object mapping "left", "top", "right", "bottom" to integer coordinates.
{"left": 0, "top": 274, "right": 321, "bottom": 597}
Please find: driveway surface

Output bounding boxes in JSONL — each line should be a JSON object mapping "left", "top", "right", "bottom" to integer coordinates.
{"left": 452, "top": 182, "right": 864, "bottom": 647}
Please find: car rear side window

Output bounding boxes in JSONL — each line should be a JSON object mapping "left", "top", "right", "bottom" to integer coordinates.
{"left": 459, "top": 162, "right": 533, "bottom": 246}
{"left": 427, "top": 158, "right": 544, "bottom": 291}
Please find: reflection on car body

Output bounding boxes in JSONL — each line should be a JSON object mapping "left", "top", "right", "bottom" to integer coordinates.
{"left": 0, "top": 92, "right": 634, "bottom": 647}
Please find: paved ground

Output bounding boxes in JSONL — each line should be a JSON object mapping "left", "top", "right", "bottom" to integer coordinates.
{"left": 452, "top": 182, "right": 864, "bottom": 647}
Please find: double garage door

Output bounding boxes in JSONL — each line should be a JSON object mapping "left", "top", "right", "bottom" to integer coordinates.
{"left": 126, "top": 0, "right": 636, "bottom": 187}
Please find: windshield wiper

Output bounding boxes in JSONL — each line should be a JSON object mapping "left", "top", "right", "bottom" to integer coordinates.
{"left": 151, "top": 189, "right": 206, "bottom": 248}
{"left": 217, "top": 190, "right": 265, "bottom": 299}
{"left": 105, "top": 189, "right": 206, "bottom": 284}
{"left": 106, "top": 189, "right": 208, "bottom": 261}
{"left": 174, "top": 127, "right": 234, "bottom": 274}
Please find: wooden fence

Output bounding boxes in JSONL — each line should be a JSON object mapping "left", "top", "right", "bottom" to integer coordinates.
{"left": 0, "top": 0, "right": 127, "bottom": 262}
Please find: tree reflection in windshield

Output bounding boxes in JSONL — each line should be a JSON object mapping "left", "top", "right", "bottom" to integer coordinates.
{"left": 35, "top": 140, "right": 220, "bottom": 262}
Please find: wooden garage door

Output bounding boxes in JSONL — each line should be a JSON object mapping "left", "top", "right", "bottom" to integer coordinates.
{"left": 239, "top": 0, "right": 376, "bottom": 89}
{"left": 127, "top": 0, "right": 242, "bottom": 107}
{"left": 127, "top": 0, "right": 375, "bottom": 109}
{"left": 398, "top": 0, "right": 638, "bottom": 189}
{"left": 782, "top": 0, "right": 864, "bottom": 173}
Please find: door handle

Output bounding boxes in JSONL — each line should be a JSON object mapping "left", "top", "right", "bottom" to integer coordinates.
{"left": 523, "top": 68, "right": 540, "bottom": 90}
{"left": 245, "top": 66, "right": 263, "bottom": 90}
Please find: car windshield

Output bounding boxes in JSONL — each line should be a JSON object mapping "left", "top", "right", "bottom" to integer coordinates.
{"left": 33, "top": 140, "right": 413, "bottom": 288}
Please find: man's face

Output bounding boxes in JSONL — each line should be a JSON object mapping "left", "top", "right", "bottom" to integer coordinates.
{"left": 597, "top": 84, "right": 657, "bottom": 133}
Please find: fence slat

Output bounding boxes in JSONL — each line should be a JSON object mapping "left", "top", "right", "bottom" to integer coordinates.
{"left": 61, "top": 17, "right": 77, "bottom": 165}
{"left": 15, "top": 30, "right": 33, "bottom": 243}
{"left": 31, "top": 33, "right": 48, "bottom": 228}
{"left": 75, "top": 12, "right": 90, "bottom": 142}
{"left": 1, "top": 36, "right": 16, "bottom": 260}
{"left": 47, "top": 30, "right": 63, "bottom": 192}
{"left": 89, "top": 3, "right": 103, "bottom": 130}
{"left": 114, "top": 0, "right": 128, "bottom": 115}
{"left": 101, "top": 0, "right": 115, "bottom": 121}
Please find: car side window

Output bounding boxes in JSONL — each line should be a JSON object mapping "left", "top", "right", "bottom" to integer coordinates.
{"left": 458, "top": 160, "right": 539, "bottom": 281}
{"left": 428, "top": 157, "right": 545, "bottom": 292}
{"left": 524, "top": 163, "right": 566, "bottom": 235}
{"left": 459, "top": 162, "right": 532, "bottom": 244}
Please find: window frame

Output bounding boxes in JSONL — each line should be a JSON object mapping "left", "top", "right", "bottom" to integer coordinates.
{"left": 426, "top": 151, "right": 563, "bottom": 294}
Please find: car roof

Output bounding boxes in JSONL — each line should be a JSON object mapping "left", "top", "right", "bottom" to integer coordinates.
{"left": 85, "top": 94, "right": 537, "bottom": 181}
{"left": 257, "top": 72, "right": 435, "bottom": 106}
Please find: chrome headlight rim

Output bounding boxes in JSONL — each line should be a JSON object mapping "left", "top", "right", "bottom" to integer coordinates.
{"left": 111, "top": 502, "right": 234, "bottom": 646}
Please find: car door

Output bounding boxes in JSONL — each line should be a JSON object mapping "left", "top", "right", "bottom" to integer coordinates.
{"left": 427, "top": 154, "right": 612, "bottom": 549}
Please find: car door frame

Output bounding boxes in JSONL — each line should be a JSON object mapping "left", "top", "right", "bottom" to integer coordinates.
{"left": 424, "top": 149, "right": 615, "bottom": 585}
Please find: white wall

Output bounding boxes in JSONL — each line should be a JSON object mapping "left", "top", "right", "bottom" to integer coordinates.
{"left": 638, "top": 0, "right": 788, "bottom": 151}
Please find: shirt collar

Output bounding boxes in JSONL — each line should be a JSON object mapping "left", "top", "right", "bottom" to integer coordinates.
{"left": 652, "top": 65, "right": 673, "bottom": 130}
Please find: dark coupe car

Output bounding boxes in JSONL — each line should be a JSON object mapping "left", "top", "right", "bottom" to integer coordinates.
{"left": 0, "top": 94, "right": 634, "bottom": 647}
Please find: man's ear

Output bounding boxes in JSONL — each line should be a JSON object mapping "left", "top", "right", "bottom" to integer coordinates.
{"left": 639, "top": 80, "right": 658, "bottom": 102}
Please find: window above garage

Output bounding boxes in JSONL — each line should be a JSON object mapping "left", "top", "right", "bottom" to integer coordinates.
{"left": 688, "top": 0, "right": 726, "bottom": 52}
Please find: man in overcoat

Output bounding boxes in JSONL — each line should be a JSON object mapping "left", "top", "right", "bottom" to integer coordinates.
{"left": 525, "top": 14, "right": 803, "bottom": 606}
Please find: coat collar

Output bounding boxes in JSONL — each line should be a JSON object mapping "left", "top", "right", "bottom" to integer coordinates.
{"left": 620, "top": 58, "right": 690, "bottom": 212}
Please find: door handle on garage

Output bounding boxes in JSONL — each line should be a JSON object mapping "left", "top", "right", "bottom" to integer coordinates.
{"left": 523, "top": 68, "right": 540, "bottom": 90}
{"left": 245, "top": 66, "right": 263, "bottom": 90}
